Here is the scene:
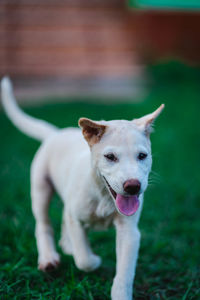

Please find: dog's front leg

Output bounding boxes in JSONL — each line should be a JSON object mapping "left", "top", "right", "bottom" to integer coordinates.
{"left": 67, "top": 215, "right": 101, "bottom": 272}
{"left": 111, "top": 216, "right": 141, "bottom": 300}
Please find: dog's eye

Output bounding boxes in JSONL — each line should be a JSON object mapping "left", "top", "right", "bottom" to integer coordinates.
{"left": 138, "top": 152, "right": 147, "bottom": 160}
{"left": 104, "top": 153, "right": 118, "bottom": 162}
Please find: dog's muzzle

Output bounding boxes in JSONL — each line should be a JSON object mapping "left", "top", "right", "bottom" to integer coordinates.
{"left": 102, "top": 176, "right": 140, "bottom": 216}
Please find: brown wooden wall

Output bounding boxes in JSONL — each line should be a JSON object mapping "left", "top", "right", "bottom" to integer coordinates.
{"left": 1, "top": 0, "right": 200, "bottom": 81}
{"left": 133, "top": 11, "right": 200, "bottom": 64}
{"left": 0, "top": 0, "right": 139, "bottom": 79}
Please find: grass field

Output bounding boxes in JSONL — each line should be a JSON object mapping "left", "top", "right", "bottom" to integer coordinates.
{"left": 0, "top": 64, "right": 200, "bottom": 299}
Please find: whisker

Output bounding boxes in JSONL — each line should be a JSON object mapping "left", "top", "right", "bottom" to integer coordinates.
{"left": 148, "top": 171, "right": 163, "bottom": 184}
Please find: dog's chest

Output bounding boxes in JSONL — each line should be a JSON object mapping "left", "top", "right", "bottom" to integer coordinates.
{"left": 80, "top": 192, "right": 116, "bottom": 230}
{"left": 77, "top": 213, "right": 114, "bottom": 231}
{"left": 82, "top": 213, "right": 115, "bottom": 230}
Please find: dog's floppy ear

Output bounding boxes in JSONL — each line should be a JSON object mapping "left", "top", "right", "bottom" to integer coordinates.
{"left": 78, "top": 118, "right": 107, "bottom": 146}
{"left": 133, "top": 104, "right": 165, "bottom": 136}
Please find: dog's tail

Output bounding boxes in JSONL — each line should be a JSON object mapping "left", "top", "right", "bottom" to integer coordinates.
{"left": 1, "top": 77, "right": 58, "bottom": 142}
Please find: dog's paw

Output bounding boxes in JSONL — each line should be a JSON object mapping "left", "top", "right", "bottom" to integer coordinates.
{"left": 38, "top": 252, "right": 60, "bottom": 272}
{"left": 111, "top": 277, "right": 133, "bottom": 300}
{"left": 76, "top": 254, "right": 102, "bottom": 272}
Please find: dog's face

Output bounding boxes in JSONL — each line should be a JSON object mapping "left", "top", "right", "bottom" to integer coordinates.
{"left": 79, "top": 104, "right": 164, "bottom": 216}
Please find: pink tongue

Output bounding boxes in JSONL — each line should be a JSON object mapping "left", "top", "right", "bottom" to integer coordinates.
{"left": 116, "top": 194, "right": 139, "bottom": 216}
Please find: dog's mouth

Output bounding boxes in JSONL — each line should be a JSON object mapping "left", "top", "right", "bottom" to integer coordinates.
{"left": 103, "top": 177, "right": 139, "bottom": 216}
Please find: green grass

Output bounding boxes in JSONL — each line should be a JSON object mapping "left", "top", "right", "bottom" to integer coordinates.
{"left": 1, "top": 65, "right": 200, "bottom": 299}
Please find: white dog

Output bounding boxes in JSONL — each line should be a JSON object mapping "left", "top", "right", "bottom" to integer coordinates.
{"left": 1, "top": 77, "right": 164, "bottom": 300}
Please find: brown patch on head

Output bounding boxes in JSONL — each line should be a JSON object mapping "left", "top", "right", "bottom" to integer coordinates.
{"left": 78, "top": 118, "right": 107, "bottom": 147}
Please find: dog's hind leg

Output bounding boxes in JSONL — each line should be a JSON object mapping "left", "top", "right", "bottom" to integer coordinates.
{"left": 66, "top": 215, "right": 101, "bottom": 272}
{"left": 31, "top": 153, "right": 60, "bottom": 271}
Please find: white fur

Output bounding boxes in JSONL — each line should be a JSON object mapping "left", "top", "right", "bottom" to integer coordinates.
{"left": 1, "top": 77, "right": 164, "bottom": 300}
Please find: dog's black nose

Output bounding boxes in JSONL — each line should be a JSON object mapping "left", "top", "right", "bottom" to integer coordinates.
{"left": 123, "top": 179, "right": 141, "bottom": 195}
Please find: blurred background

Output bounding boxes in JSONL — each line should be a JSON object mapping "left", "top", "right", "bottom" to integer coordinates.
{"left": 0, "top": 1, "right": 200, "bottom": 299}
{"left": 0, "top": 0, "right": 200, "bottom": 102}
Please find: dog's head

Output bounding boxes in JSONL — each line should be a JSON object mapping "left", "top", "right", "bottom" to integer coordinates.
{"left": 79, "top": 104, "right": 164, "bottom": 217}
